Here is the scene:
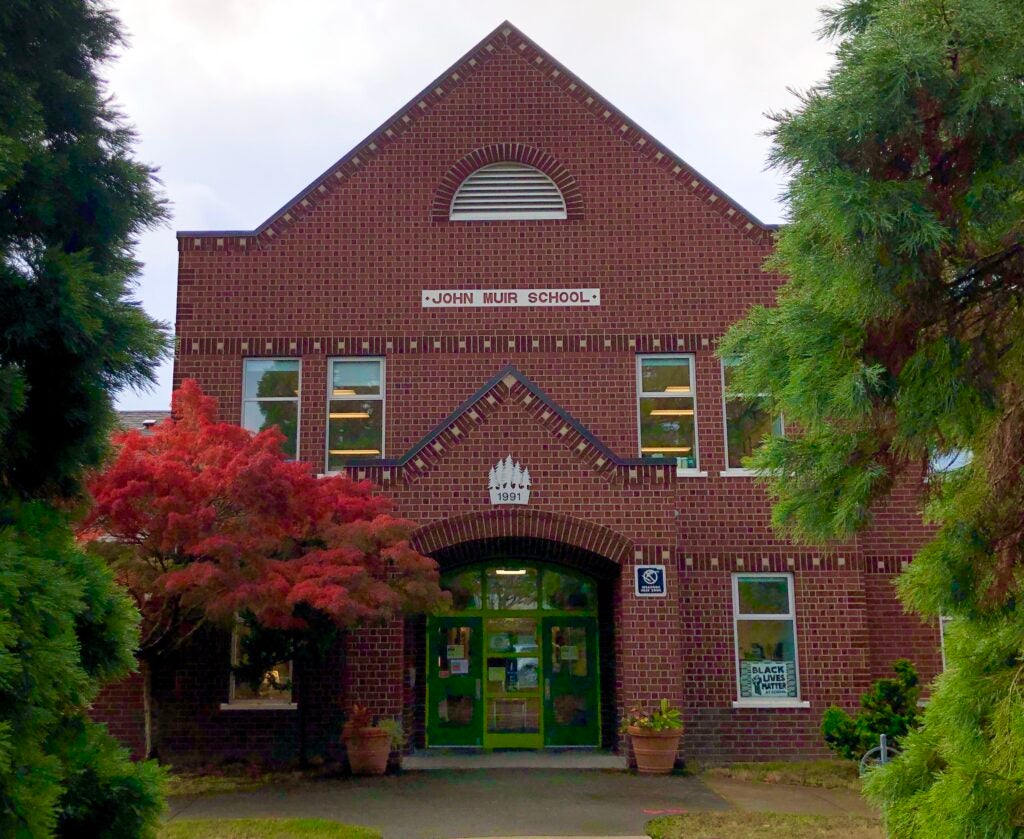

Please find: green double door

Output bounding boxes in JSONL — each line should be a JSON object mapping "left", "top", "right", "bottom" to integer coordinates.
{"left": 427, "top": 614, "right": 600, "bottom": 748}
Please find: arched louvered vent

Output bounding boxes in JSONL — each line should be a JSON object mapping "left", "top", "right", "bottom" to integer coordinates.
{"left": 449, "top": 163, "right": 567, "bottom": 221}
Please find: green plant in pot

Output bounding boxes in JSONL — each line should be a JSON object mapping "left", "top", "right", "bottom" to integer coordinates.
{"left": 621, "top": 699, "right": 684, "bottom": 775}
{"left": 342, "top": 705, "right": 404, "bottom": 775}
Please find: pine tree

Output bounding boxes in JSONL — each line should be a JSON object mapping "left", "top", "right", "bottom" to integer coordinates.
{"left": 0, "top": 0, "right": 169, "bottom": 500}
{"left": 720, "top": 1, "right": 1024, "bottom": 835}
{"left": 0, "top": 1, "right": 169, "bottom": 834}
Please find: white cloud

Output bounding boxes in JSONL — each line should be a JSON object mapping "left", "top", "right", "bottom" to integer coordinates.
{"left": 111, "top": 0, "right": 836, "bottom": 410}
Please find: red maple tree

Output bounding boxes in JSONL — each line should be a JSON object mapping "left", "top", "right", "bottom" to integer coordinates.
{"left": 82, "top": 380, "right": 445, "bottom": 755}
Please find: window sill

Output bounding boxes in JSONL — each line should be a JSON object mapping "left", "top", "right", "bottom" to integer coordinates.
{"left": 219, "top": 702, "right": 298, "bottom": 712}
{"left": 675, "top": 469, "right": 709, "bottom": 478}
{"left": 719, "top": 468, "right": 755, "bottom": 477}
{"left": 731, "top": 699, "right": 810, "bottom": 709}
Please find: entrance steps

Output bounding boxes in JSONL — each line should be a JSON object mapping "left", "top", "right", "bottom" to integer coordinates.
{"left": 404, "top": 749, "right": 623, "bottom": 770}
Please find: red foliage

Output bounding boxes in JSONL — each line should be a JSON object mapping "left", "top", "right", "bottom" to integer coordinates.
{"left": 82, "top": 380, "right": 445, "bottom": 653}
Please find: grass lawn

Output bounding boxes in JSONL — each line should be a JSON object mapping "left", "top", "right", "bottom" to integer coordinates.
{"left": 165, "top": 769, "right": 320, "bottom": 797}
{"left": 703, "top": 759, "right": 860, "bottom": 790}
{"left": 165, "top": 774, "right": 271, "bottom": 797}
{"left": 646, "top": 812, "right": 883, "bottom": 839}
{"left": 159, "top": 818, "right": 381, "bottom": 839}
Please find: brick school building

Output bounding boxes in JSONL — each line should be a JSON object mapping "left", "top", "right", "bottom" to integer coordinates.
{"left": 94, "top": 21, "right": 943, "bottom": 766}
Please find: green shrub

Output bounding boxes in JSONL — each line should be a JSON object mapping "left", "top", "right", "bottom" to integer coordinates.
{"left": 0, "top": 502, "right": 165, "bottom": 836}
{"left": 821, "top": 660, "right": 920, "bottom": 760}
{"left": 53, "top": 716, "right": 165, "bottom": 838}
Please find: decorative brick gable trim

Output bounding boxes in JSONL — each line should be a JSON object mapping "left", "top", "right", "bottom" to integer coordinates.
{"left": 411, "top": 508, "right": 633, "bottom": 565}
{"left": 176, "top": 20, "right": 775, "bottom": 253}
{"left": 339, "top": 364, "right": 675, "bottom": 486}
{"left": 430, "top": 144, "right": 583, "bottom": 222}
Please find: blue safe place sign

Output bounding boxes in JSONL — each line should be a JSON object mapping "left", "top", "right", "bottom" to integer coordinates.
{"left": 635, "top": 564, "right": 667, "bottom": 597}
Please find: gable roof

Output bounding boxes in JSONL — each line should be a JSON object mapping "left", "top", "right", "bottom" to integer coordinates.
{"left": 177, "top": 21, "right": 777, "bottom": 249}
{"left": 342, "top": 365, "right": 676, "bottom": 487}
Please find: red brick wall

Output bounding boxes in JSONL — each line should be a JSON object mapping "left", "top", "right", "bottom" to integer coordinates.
{"left": 679, "top": 557, "right": 870, "bottom": 763}
{"left": 91, "top": 671, "right": 146, "bottom": 760}
{"left": 865, "top": 562, "right": 943, "bottom": 685}
{"left": 93, "top": 29, "right": 945, "bottom": 765}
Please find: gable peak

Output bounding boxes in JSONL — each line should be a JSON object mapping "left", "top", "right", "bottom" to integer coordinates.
{"left": 177, "top": 19, "right": 775, "bottom": 251}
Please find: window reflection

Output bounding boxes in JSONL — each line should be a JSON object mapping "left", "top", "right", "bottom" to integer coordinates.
{"left": 486, "top": 567, "right": 538, "bottom": 610}
{"left": 542, "top": 570, "right": 594, "bottom": 611}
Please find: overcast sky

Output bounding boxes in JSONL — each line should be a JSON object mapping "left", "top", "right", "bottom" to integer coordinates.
{"left": 108, "top": 0, "right": 837, "bottom": 410}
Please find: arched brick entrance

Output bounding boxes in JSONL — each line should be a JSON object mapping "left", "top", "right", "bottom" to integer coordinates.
{"left": 411, "top": 508, "right": 633, "bottom": 566}
{"left": 407, "top": 511, "right": 631, "bottom": 752}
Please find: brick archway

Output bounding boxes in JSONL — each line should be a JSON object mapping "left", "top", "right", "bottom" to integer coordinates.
{"left": 407, "top": 511, "right": 627, "bottom": 751}
{"left": 410, "top": 508, "right": 632, "bottom": 566}
{"left": 430, "top": 144, "right": 584, "bottom": 222}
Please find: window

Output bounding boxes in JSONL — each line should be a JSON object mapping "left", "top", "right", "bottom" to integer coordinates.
{"left": 242, "top": 359, "right": 300, "bottom": 458}
{"left": 225, "top": 621, "right": 293, "bottom": 708}
{"left": 722, "top": 359, "right": 782, "bottom": 472}
{"left": 450, "top": 163, "right": 566, "bottom": 221}
{"left": 326, "top": 358, "right": 384, "bottom": 470}
{"left": 637, "top": 355, "right": 698, "bottom": 469}
{"left": 732, "top": 574, "right": 801, "bottom": 703}
{"left": 929, "top": 448, "right": 972, "bottom": 475}
{"left": 439, "top": 566, "right": 596, "bottom": 614}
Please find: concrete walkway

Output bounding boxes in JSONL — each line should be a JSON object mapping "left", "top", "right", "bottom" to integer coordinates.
{"left": 167, "top": 769, "right": 728, "bottom": 838}
{"left": 167, "top": 769, "right": 878, "bottom": 838}
{"left": 404, "top": 750, "right": 623, "bottom": 771}
{"left": 703, "top": 776, "right": 877, "bottom": 818}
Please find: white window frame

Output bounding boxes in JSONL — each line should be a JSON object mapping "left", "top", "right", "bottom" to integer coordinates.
{"left": 325, "top": 357, "right": 386, "bottom": 472}
{"left": 241, "top": 357, "right": 301, "bottom": 460}
{"left": 720, "top": 359, "right": 784, "bottom": 477}
{"left": 731, "top": 572, "right": 809, "bottom": 708}
{"left": 939, "top": 615, "right": 954, "bottom": 671}
{"left": 220, "top": 621, "right": 296, "bottom": 711}
{"left": 636, "top": 354, "right": 705, "bottom": 476}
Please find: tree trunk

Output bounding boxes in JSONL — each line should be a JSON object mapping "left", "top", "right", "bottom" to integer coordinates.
{"left": 140, "top": 659, "right": 157, "bottom": 760}
{"left": 297, "top": 657, "right": 308, "bottom": 767}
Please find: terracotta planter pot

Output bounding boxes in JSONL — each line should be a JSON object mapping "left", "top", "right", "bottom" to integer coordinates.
{"left": 345, "top": 727, "right": 392, "bottom": 776}
{"left": 628, "top": 726, "right": 682, "bottom": 775}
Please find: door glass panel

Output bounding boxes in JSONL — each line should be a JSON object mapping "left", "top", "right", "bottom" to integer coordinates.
{"left": 437, "top": 693, "right": 476, "bottom": 727}
{"left": 487, "top": 696, "right": 541, "bottom": 733}
{"left": 553, "top": 694, "right": 589, "bottom": 728}
{"left": 542, "top": 570, "right": 595, "bottom": 612}
{"left": 486, "top": 567, "right": 538, "bottom": 610}
{"left": 486, "top": 618, "right": 538, "bottom": 654}
{"left": 487, "top": 656, "right": 539, "bottom": 693}
{"left": 437, "top": 625, "right": 473, "bottom": 676}
{"left": 551, "top": 625, "right": 588, "bottom": 677}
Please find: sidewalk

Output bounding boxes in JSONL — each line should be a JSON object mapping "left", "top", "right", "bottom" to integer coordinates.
{"left": 167, "top": 769, "right": 726, "bottom": 838}
{"left": 703, "top": 776, "right": 877, "bottom": 818}
{"left": 166, "top": 769, "right": 877, "bottom": 838}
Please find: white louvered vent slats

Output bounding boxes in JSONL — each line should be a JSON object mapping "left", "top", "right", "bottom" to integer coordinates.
{"left": 450, "top": 163, "right": 567, "bottom": 220}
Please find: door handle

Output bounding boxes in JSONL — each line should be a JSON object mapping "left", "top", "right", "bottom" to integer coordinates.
{"left": 545, "top": 680, "right": 550, "bottom": 700}
{"left": 476, "top": 678, "right": 481, "bottom": 700}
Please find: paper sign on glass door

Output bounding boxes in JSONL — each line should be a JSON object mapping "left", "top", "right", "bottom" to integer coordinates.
{"left": 450, "top": 659, "right": 469, "bottom": 675}
{"left": 446, "top": 644, "right": 464, "bottom": 659}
